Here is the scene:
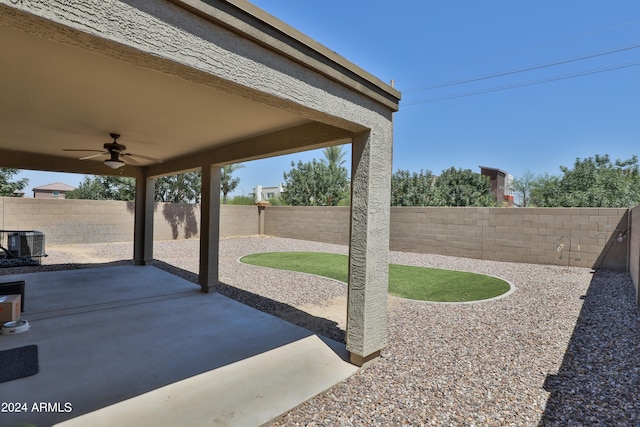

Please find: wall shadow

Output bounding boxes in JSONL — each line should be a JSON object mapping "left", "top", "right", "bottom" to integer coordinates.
{"left": 0, "top": 257, "right": 345, "bottom": 344}
{"left": 161, "top": 203, "right": 199, "bottom": 240}
{"left": 152, "top": 260, "right": 346, "bottom": 343}
{"left": 540, "top": 270, "right": 640, "bottom": 425}
{"left": 128, "top": 201, "right": 199, "bottom": 239}
{"left": 592, "top": 212, "right": 630, "bottom": 271}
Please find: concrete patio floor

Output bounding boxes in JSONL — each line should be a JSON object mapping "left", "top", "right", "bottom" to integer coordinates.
{"left": 0, "top": 265, "right": 358, "bottom": 427}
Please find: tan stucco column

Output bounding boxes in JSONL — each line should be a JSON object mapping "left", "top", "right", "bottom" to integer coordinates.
{"left": 199, "top": 164, "right": 221, "bottom": 293}
{"left": 134, "top": 176, "right": 155, "bottom": 265}
{"left": 347, "top": 129, "right": 393, "bottom": 366}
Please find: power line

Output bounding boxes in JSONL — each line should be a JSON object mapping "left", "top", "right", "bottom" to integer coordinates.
{"left": 400, "top": 17, "right": 640, "bottom": 89}
{"left": 404, "top": 42, "right": 640, "bottom": 94}
{"left": 402, "top": 60, "right": 640, "bottom": 106}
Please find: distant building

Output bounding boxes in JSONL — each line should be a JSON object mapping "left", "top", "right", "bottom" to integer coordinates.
{"left": 254, "top": 184, "right": 285, "bottom": 202}
{"left": 32, "top": 182, "right": 76, "bottom": 199}
{"left": 12, "top": 189, "right": 25, "bottom": 197}
{"left": 479, "top": 166, "right": 513, "bottom": 206}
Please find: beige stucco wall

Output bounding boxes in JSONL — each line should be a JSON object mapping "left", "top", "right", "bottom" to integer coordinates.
{"left": 0, "top": 198, "right": 257, "bottom": 245}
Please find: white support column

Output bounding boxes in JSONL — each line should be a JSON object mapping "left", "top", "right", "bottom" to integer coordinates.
{"left": 199, "top": 164, "right": 221, "bottom": 293}
{"left": 134, "top": 175, "right": 155, "bottom": 265}
{"left": 347, "top": 128, "right": 393, "bottom": 366}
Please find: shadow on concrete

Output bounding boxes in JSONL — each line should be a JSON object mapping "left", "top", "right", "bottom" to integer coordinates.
{"left": 152, "top": 259, "right": 346, "bottom": 343}
{"left": 0, "top": 259, "right": 134, "bottom": 275}
{"left": 539, "top": 270, "right": 640, "bottom": 425}
{"left": 0, "top": 263, "right": 353, "bottom": 426}
{"left": 0, "top": 258, "right": 345, "bottom": 344}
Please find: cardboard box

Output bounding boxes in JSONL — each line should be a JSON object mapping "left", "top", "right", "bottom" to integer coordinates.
{"left": 0, "top": 294, "right": 21, "bottom": 323}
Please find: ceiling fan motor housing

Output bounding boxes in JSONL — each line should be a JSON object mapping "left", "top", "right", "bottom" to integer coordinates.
{"left": 106, "top": 133, "right": 126, "bottom": 153}
{"left": 104, "top": 142, "right": 126, "bottom": 153}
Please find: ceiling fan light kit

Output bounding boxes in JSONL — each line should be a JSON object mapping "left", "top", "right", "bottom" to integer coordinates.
{"left": 104, "top": 158, "right": 125, "bottom": 169}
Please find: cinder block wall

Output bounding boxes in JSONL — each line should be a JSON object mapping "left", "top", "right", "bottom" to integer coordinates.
{"left": 0, "top": 198, "right": 134, "bottom": 244}
{"left": 630, "top": 206, "right": 640, "bottom": 304}
{"left": 0, "top": 198, "right": 632, "bottom": 272}
{"left": 0, "top": 198, "right": 257, "bottom": 245}
{"left": 263, "top": 206, "right": 630, "bottom": 271}
{"left": 390, "top": 207, "right": 630, "bottom": 270}
{"left": 220, "top": 204, "right": 259, "bottom": 237}
{"left": 264, "top": 206, "right": 350, "bottom": 245}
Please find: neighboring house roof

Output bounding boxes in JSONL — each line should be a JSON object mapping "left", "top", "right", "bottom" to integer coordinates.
{"left": 479, "top": 166, "right": 509, "bottom": 176}
{"left": 33, "top": 182, "right": 76, "bottom": 192}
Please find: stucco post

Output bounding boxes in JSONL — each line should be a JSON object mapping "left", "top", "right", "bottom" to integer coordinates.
{"left": 347, "top": 129, "right": 393, "bottom": 366}
{"left": 256, "top": 202, "right": 267, "bottom": 235}
{"left": 134, "top": 176, "right": 155, "bottom": 265}
{"left": 199, "top": 164, "right": 221, "bottom": 293}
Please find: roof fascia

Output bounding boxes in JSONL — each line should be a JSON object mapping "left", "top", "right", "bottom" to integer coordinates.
{"left": 168, "top": 0, "right": 401, "bottom": 111}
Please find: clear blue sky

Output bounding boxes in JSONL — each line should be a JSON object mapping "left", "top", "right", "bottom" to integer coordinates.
{"left": 19, "top": 0, "right": 640, "bottom": 197}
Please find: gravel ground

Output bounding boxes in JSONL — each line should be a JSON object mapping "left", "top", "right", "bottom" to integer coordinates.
{"left": 2, "top": 236, "right": 639, "bottom": 426}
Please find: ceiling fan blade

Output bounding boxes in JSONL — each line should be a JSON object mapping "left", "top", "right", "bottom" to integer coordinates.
{"left": 79, "top": 152, "right": 108, "bottom": 160}
{"left": 127, "top": 152, "right": 163, "bottom": 163}
{"left": 62, "top": 149, "right": 105, "bottom": 152}
{"left": 121, "top": 154, "right": 139, "bottom": 164}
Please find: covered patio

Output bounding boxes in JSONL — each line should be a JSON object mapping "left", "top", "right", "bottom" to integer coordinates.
{"left": 0, "top": 0, "right": 399, "bottom": 425}
{"left": 0, "top": 2, "right": 399, "bottom": 361}
{"left": 0, "top": 264, "right": 357, "bottom": 426}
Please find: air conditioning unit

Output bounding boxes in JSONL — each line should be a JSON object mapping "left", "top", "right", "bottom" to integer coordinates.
{"left": 5, "top": 231, "right": 46, "bottom": 258}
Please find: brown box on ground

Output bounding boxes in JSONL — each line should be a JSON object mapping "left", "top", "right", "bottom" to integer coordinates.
{"left": 0, "top": 295, "right": 21, "bottom": 323}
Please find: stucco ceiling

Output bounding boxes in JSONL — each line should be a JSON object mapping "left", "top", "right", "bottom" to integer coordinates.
{"left": 0, "top": 23, "right": 310, "bottom": 172}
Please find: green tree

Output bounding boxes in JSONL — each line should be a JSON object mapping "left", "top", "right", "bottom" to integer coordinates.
{"left": 0, "top": 168, "right": 29, "bottom": 196}
{"left": 66, "top": 176, "right": 135, "bottom": 200}
{"left": 390, "top": 169, "right": 440, "bottom": 206}
{"left": 322, "top": 145, "right": 347, "bottom": 168}
{"left": 220, "top": 163, "right": 245, "bottom": 204}
{"left": 434, "top": 167, "right": 494, "bottom": 207}
{"left": 533, "top": 154, "right": 640, "bottom": 207}
{"left": 511, "top": 170, "right": 539, "bottom": 207}
{"left": 69, "top": 172, "right": 203, "bottom": 203}
{"left": 155, "top": 171, "right": 201, "bottom": 203}
{"left": 281, "top": 159, "right": 349, "bottom": 206}
{"left": 528, "top": 173, "right": 560, "bottom": 207}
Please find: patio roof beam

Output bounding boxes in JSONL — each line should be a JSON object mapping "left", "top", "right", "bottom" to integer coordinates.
{"left": 144, "top": 122, "right": 354, "bottom": 177}
{"left": 0, "top": 148, "right": 144, "bottom": 179}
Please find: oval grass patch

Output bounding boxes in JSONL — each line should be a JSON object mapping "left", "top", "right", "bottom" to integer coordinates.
{"left": 240, "top": 252, "right": 511, "bottom": 303}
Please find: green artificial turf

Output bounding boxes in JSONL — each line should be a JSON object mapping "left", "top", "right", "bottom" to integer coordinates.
{"left": 240, "top": 252, "right": 510, "bottom": 302}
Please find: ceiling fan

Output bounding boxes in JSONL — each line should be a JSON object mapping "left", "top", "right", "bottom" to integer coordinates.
{"left": 63, "top": 133, "right": 162, "bottom": 169}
